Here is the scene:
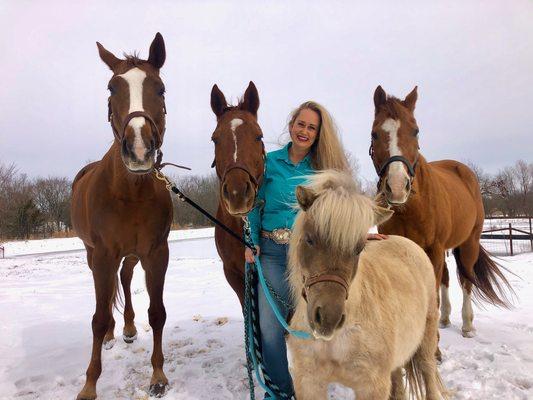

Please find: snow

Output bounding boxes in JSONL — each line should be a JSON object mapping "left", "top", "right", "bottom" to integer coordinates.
{"left": 0, "top": 231, "right": 532, "bottom": 399}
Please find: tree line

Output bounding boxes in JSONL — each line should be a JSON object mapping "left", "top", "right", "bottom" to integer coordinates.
{"left": 0, "top": 159, "right": 531, "bottom": 241}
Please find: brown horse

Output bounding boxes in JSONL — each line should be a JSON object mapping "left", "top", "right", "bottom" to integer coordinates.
{"left": 370, "top": 85, "right": 512, "bottom": 339}
{"left": 210, "top": 82, "right": 265, "bottom": 306}
{"left": 71, "top": 33, "right": 171, "bottom": 399}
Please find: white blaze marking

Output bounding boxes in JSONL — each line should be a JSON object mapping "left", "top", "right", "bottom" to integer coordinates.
{"left": 230, "top": 118, "right": 243, "bottom": 162}
{"left": 381, "top": 118, "right": 409, "bottom": 192}
{"left": 118, "top": 68, "right": 147, "bottom": 161}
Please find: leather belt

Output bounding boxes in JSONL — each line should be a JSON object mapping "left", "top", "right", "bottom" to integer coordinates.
{"left": 261, "top": 228, "right": 291, "bottom": 245}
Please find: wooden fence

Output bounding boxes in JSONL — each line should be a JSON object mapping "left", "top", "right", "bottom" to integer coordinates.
{"left": 481, "top": 217, "right": 533, "bottom": 256}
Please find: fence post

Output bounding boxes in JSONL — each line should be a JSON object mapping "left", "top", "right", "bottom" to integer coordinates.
{"left": 529, "top": 217, "right": 532, "bottom": 252}
{"left": 509, "top": 223, "right": 513, "bottom": 256}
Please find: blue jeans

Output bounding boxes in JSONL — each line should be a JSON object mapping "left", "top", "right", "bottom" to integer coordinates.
{"left": 257, "top": 237, "right": 294, "bottom": 399}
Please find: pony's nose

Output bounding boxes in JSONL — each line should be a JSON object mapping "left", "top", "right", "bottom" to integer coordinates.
{"left": 312, "top": 304, "right": 346, "bottom": 333}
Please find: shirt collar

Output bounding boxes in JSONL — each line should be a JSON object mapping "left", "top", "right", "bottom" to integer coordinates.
{"left": 277, "top": 142, "right": 312, "bottom": 167}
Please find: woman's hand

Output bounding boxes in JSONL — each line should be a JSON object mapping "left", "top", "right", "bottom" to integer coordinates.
{"left": 245, "top": 246, "right": 261, "bottom": 263}
{"left": 367, "top": 233, "right": 388, "bottom": 241}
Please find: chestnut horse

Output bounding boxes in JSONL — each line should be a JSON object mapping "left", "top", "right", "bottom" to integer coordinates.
{"left": 71, "top": 34, "right": 171, "bottom": 399}
{"left": 370, "top": 85, "right": 512, "bottom": 339}
{"left": 210, "top": 82, "right": 265, "bottom": 306}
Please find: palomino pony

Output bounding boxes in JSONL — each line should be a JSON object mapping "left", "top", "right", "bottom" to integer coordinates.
{"left": 370, "top": 86, "right": 512, "bottom": 338}
{"left": 71, "top": 33, "right": 171, "bottom": 399}
{"left": 287, "top": 171, "right": 447, "bottom": 400}
{"left": 210, "top": 82, "right": 265, "bottom": 306}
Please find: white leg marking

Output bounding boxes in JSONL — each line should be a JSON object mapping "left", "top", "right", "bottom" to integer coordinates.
{"left": 461, "top": 285, "right": 476, "bottom": 337}
{"left": 118, "top": 68, "right": 147, "bottom": 161}
{"left": 439, "top": 284, "right": 451, "bottom": 328}
{"left": 230, "top": 118, "right": 243, "bottom": 162}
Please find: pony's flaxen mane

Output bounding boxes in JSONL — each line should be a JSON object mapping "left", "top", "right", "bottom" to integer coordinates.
{"left": 292, "top": 170, "right": 375, "bottom": 255}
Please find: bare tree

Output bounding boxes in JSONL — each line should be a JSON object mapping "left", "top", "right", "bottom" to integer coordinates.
{"left": 33, "top": 177, "right": 72, "bottom": 235}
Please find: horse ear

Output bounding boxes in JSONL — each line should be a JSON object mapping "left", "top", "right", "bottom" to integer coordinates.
{"left": 97, "top": 42, "right": 121, "bottom": 71}
{"left": 211, "top": 84, "right": 228, "bottom": 119}
{"left": 148, "top": 32, "right": 166, "bottom": 69}
{"left": 241, "top": 81, "right": 260, "bottom": 117}
{"left": 373, "top": 205, "right": 394, "bottom": 226}
{"left": 296, "top": 186, "right": 317, "bottom": 211}
{"left": 373, "top": 85, "right": 387, "bottom": 114}
{"left": 403, "top": 86, "right": 418, "bottom": 112}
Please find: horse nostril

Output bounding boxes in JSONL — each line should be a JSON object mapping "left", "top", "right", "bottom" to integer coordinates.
{"left": 405, "top": 179, "right": 411, "bottom": 192}
{"left": 121, "top": 139, "right": 129, "bottom": 155}
{"left": 385, "top": 181, "right": 392, "bottom": 193}
{"left": 245, "top": 181, "right": 252, "bottom": 197}
{"left": 337, "top": 314, "right": 346, "bottom": 330}
{"left": 314, "top": 307, "right": 322, "bottom": 325}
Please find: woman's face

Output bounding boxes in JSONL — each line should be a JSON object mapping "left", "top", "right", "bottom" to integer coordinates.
{"left": 290, "top": 108, "right": 320, "bottom": 153}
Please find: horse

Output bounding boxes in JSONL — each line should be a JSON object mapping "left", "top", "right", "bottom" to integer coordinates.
{"left": 369, "top": 85, "right": 513, "bottom": 338}
{"left": 287, "top": 170, "right": 447, "bottom": 400}
{"left": 71, "top": 33, "right": 172, "bottom": 399}
{"left": 210, "top": 82, "right": 265, "bottom": 306}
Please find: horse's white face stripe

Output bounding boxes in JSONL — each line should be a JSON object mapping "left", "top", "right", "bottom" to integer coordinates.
{"left": 381, "top": 118, "right": 406, "bottom": 177}
{"left": 118, "top": 68, "right": 147, "bottom": 161}
{"left": 230, "top": 118, "right": 243, "bottom": 162}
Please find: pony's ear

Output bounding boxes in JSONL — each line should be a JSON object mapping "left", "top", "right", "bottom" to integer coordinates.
{"left": 296, "top": 186, "right": 317, "bottom": 211}
{"left": 403, "top": 86, "right": 418, "bottom": 112}
{"left": 373, "top": 85, "right": 387, "bottom": 114}
{"left": 373, "top": 205, "right": 394, "bottom": 226}
{"left": 211, "top": 84, "right": 228, "bottom": 119}
{"left": 148, "top": 32, "right": 166, "bottom": 69}
{"left": 97, "top": 42, "right": 121, "bottom": 71}
{"left": 241, "top": 81, "right": 260, "bottom": 117}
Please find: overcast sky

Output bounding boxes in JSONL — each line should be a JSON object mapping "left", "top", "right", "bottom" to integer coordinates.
{"left": 0, "top": 1, "right": 531, "bottom": 184}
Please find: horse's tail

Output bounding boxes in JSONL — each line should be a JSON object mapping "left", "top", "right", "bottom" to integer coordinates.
{"left": 111, "top": 271, "right": 124, "bottom": 314}
{"left": 453, "top": 246, "right": 515, "bottom": 308}
{"left": 405, "top": 358, "right": 449, "bottom": 400}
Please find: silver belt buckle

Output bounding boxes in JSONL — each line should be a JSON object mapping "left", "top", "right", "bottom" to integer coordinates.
{"left": 271, "top": 228, "right": 291, "bottom": 245}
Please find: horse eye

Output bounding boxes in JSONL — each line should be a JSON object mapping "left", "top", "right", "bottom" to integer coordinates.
{"left": 211, "top": 137, "right": 218, "bottom": 145}
{"left": 107, "top": 85, "right": 115, "bottom": 95}
{"left": 305, "top": 236, "right": 313, "bottom": 246}
{"left": 158, "top": 87, "right": 166, "bottom": 97}
{"left": 371, "top": 132, "right": 378, "bottom": 140}
{"left": 256, "top": 135, "right": 263, "bottom": 142}
{"left": 413, "top": 128, "right": 419, "bottom": 137}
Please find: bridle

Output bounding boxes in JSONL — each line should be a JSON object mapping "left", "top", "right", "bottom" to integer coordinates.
{"left": 302, "top": 273, "right": 349, "bottom": 302}
{"left": 108, "top": 97, "right": 166, "bottom": 149}
{"left": 368, "top": 140, "right": 419, "bottom": 188}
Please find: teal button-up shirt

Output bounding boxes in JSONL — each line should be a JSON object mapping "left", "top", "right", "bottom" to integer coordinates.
{"left": 249, "top": 142, "right": 315, "bottom": 245}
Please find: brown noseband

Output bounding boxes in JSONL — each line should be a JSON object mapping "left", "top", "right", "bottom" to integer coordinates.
{"left": 302, "top": 273, "right": 349, "bottom": 302}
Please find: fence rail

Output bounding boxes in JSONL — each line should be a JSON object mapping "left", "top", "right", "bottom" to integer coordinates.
{"left": 481, "top": 218, "right": 533, "bottom": 256}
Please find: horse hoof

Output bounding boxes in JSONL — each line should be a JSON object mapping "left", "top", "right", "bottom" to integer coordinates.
{"left": 123, "top": 333, "right": 138, "bottom": 343}
{"left": 462, "top": 329, "right": 476, "bottom": 338}
{"left": 149, "top": 383, "right": 168, "bottom": 398}
{"left": 439, "top": 319, "right": 451, "bottom": 328}
{"left": 103, "top": 338, "right": 116, "bottom": 350}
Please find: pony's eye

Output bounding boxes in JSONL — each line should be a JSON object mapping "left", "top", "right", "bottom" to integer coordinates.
{"left": 305, "top": 236, "right": 313, "bottom": 246}
{"left": 371, "top": 132, "right": 378, "bottom": 140}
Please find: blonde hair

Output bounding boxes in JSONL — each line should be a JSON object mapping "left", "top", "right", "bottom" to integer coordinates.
{"left": 288, "top": 101, "right": 350, "bottom": 173}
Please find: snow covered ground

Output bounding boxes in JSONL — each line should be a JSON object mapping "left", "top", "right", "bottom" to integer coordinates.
{"left": 0, "top": 230, "right": 532, "bottom": 399}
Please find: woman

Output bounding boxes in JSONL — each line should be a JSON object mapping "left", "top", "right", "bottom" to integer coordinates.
{"left": 246, "top": 101, "right": 375, "bottom": 399}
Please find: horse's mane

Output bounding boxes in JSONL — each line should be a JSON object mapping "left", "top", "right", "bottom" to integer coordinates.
{"left": 293, "top": 170, "right": 375, "bottom": 254}
{"left": 123, "top": 52, "right": 144, "bottom": 67}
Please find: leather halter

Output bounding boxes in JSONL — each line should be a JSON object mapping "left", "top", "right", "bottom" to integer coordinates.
{"left": 369, "top": 142, "right": 418, "bottom": 179}
{"left": 302, "top": 273, "right": 350, "bottom": 302}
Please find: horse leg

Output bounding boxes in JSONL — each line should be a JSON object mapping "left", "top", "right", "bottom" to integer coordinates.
{"left": 77, "top": 249, "right": 120, "bottom": 400}
{"left": 439, "top": 261, "right": 452, "bottom": 328}
{"left": 121, "top": 255, "right": 139, "bottom": 343}
{"left": 142, "top": 245, "right": 169, "bottom": 397}
{"left": 410, "top": 300, "right": 446, "bottom": 400}
{"left": 223, "top": 262, "right": 245, "bottom": 308}
{"left": 426, "top": 246, "right": 445, "bottom": 361}
{"left": 454, "top": 237, "right": 479, "bottom": 338}
{"left": 389, "top": 368, "right": 406, "bottom": 400}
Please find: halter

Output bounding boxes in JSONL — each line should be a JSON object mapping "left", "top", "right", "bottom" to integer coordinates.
{"left": 302, "top": 273, "right": 349, "bottom": 302}
{"left": 108, "top": 98, "right": 166, "bottom": 149}
{"left": 369, "top": 141, "right": 419, "bottom": 192}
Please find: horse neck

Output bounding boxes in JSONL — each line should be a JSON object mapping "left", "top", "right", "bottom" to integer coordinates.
{"left": 216, "top": 198, "right": 243, "bottom": 232}
{"left": 102, "top": 143, "right": 156, "bottom": 198}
